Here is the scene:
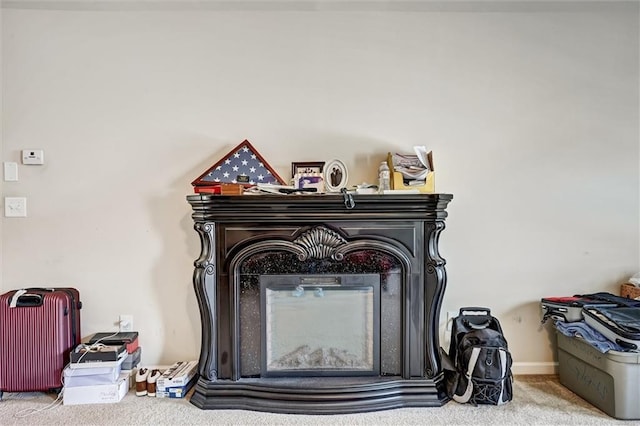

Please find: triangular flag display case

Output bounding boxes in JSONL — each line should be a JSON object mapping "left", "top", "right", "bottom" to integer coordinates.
{"left": 191, "top": 140, "right": 286, "bottom": 188}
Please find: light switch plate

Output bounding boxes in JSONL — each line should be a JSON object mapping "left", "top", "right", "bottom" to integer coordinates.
{"left": 3, "top": 162, "right": 18, "bottom": 181}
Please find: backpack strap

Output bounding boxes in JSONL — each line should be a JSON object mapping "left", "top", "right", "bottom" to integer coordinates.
{"left": 453, "top": 346, "right": 481, "bottom": 404}
{"left": 498, "top": 348, "right": 508, "bottom": 405}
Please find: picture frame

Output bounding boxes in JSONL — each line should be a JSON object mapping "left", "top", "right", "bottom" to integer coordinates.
{"left": 324, "top": 159, "right": 349, "bottom": 192}
{"left": 294, "top": 174, "right": 325, "bottom": 192}
{"left": 291, "top": 161, "right": 325, "bottom": 178}
{"left": 291, "top": 161, "right": 326, "bottom": 192}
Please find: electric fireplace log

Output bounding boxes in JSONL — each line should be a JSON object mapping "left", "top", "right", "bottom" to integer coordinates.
{"left": 187, "top": 193, "right": 453, "bottom": 414}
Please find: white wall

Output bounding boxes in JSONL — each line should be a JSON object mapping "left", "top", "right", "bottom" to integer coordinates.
{"left": 1, "top": 1, "right": 638, "bottom": 373}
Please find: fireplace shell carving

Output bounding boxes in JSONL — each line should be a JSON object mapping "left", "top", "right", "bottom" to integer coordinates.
{"left": 187, "top": 194, "right": 453, "bottom": 414}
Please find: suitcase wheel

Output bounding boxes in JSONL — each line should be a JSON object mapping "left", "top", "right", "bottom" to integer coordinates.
{"left": 48, "top": 387, "right": 62, "bottom": 396}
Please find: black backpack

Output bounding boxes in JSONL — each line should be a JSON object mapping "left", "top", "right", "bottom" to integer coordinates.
{"left": 442, "top": 307, "right": 513, "bottom": 405}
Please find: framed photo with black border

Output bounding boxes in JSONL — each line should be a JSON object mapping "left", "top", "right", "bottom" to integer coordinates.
{"left": 291, "top": 161, "right": 325, "bottom": 178}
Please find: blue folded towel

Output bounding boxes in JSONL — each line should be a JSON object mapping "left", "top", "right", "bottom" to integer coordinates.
{"left": 555, "top": 320, "right": 630, "bottom": 353}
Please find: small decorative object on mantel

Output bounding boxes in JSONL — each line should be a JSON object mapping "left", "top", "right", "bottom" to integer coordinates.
{"left": 291, "top": 161, "right": 325, "bottom": 177}
{"left": 191, "top": 139, "right": 287, "bottom": 193}
{"left": 194, "top": 183, "right": 245, "bottom": 195}
{"left": 323, "top": 159, "right": 349, "bottom": 192}
{"left": 291, "top": 161, "right": 326, "bottom": 193}
{"left": 387, "top": 146, "right": 435, "bottom": 193}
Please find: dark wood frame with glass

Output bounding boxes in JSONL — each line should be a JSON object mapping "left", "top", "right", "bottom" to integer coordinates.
{"left": 291, "top": 161, "right": 325, "bottom": 178}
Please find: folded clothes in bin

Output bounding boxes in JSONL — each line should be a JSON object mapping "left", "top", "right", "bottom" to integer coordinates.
{"left": 554, "top": 320, "right": 628, "bottom": 353}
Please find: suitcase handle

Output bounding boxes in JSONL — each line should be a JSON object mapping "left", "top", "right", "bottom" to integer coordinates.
{"left": 615, "top": 338, "right": 638, "bottom": 351}
{"left": 15, "top": 294, "right": 44, "bottom": 307}
{"left": 8, "top": 290, "right": 44, "bottom": 308}
{"left": 22, "top": 287, "right": 82, "bottom": 310}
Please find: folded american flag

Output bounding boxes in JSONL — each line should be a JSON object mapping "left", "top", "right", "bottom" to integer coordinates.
{"left": 192, "top": 140, "right": 285, "bottom": 187}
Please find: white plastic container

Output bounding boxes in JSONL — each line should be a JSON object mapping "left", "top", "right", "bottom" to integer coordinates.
{"left": 378, "top": 161, "right": 390, "bottom": 193}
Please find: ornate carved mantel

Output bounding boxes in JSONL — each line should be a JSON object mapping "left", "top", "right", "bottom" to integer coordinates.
{"left": 186, "top": 193, "right": 453, "bottom": 414}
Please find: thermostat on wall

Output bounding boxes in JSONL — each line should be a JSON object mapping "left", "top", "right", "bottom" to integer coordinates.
{"left": 22, "top": 150, "right": 44, "bottom": 165}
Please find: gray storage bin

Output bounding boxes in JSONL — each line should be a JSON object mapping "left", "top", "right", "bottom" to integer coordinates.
{"left": 556, "top": 331, "right": 640, "bottom": 420}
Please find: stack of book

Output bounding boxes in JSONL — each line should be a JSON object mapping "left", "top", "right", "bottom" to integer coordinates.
{"left": 194, "top": 183, "right": 246, "bottom": 195}
{"left": 87, "top": 332, "right": 142, "bottom": 373}
{"left": 63, "top": 343, "right": 129, "bottom": 405}
{"left": 156, "top": 360, "right": 198, "bottom": 398}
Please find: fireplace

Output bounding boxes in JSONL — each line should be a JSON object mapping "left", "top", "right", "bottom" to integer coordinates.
{"left": 187, "top": 193, "right": 453, "bottom": 414}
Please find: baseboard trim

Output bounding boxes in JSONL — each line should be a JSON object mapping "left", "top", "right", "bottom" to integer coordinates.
{"left": 512, "top": 362, "right": 557, "bottom": 375}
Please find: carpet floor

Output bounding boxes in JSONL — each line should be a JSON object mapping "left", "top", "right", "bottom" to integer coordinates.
{"left": 0, "top": 375, "right": 631, "bottom": 425}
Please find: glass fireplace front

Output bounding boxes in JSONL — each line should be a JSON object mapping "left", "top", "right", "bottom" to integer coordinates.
{"left": 260, "top": 274, "right": 380, "bottom": 377}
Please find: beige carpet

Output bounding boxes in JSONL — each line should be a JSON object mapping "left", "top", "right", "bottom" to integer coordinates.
{"left": 0, "top": 375, "right": 630, "bottom": 425}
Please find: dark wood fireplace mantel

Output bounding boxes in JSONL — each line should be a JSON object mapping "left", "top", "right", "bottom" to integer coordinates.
{"left": 187, "top": 193, "right": 453, "bottom": 414}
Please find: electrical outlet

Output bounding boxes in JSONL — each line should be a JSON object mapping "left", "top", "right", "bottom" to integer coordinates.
{"left": 119, "top": 314, "right": 133, "bottom": 332}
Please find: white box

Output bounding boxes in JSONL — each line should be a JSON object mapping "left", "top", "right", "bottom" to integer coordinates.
{"left": 63, "top": 363, "right": 122, "bottom": 386}
{"left": 156, "top": 360, "right": 198, "bottom": 390}
{"left": 156, "top": 380, "right": 196, "bottom": 398}
{"left": 63, "top": 372, "right": 129, "bottom": 405}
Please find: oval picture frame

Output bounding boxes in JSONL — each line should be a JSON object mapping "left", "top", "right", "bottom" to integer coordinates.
{"left": 324, "top": 159, "right": 349, "bottom": 193}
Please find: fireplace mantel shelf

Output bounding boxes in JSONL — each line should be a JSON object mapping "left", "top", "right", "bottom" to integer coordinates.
{"left": 187, "top": 193, "right": 453, "bottom": 414}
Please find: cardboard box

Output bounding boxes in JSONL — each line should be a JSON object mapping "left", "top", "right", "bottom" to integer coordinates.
{"left": 70, "top": 344, "right": 126, "bottom": 363}
{"left": 88, "top": 332, "right": 139, "bottom": 354}
{"left": 63, "top": 372, "right": 129, "bottom": 405}
{"left": 156, "top": 376, "right": 197, "bottom": 399}
{"left": 556, "top": 331, "right": 640, "bottom": 419}
{"left": 156, "top": 360, "right": 198, "bottom": 390}
{"left": 68, "top": 352, "right": 126, "bottom": 370}
{"left": 387, "top": 152, "right": 435, "bottom": 194}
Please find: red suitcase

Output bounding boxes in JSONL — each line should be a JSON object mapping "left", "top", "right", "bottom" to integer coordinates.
{"left": 0, "top": 288, "right": 81, "bottom": 399}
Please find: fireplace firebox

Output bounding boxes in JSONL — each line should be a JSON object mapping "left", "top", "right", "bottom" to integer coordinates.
{"left": 187, "top": 193, "right": 453, "bottom": 414}
{"left": 261, "top": 274, "right": 380, "bottom": 377}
